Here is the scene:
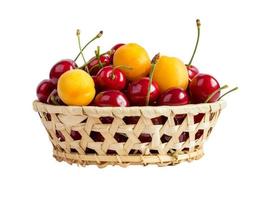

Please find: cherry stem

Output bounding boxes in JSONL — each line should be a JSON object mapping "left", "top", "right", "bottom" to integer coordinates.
{"left": 95, "top": 46, "right": 103, "bottom": 68}
{"left": 47, "top": 92, "right": 59, "bottom": 105}
{"left": 76, "top": 29, "right": 87, "bottom": 65}
{"left": 188, "top": 19, "right": 201, "bottom": 66}
{"left": 110, "top": 65, "right": 132, "bottom": 80}
{"left": 112, "top": 65, "right": 132, "bottom": 73}
{"left": 205, "top": 84, "right": 228, "bottom": 103}
{"left": 218, "top": 87, "right": 238, "bottom": 101}
{"left": 146, "top": 53, "right": 160, "bottom": 106}
{"left": 74, "top": 30, "right": 103, "bottom": 62}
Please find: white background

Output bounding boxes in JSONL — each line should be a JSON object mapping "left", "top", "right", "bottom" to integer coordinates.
{"left": 0, "top": 0, "right": 267, "bottom": 199}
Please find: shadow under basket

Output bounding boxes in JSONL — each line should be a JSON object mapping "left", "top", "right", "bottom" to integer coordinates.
{"left": 33, "top": 100, "right": 226, "bottom": 168}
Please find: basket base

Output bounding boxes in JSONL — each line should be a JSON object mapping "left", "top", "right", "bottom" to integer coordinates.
{"left": 53, "top": 149, "right": 204, "bottom": 168}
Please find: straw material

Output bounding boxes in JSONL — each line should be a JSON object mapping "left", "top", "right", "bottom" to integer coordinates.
{"left": 33, "top": 100, "right": 226, "bottom": 167}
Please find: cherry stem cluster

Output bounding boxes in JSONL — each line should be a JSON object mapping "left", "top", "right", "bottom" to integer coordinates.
{"left": 146, "top": 53, "right": 160, "bottom": 106}
{"left": 74, "top": 30, "right": 103, "bottom": 62}
{"left": 188, "top": 19, "right": 201, "bottom": 66}
{"left": 95, "top": 46, "right": 103, "bottom": 68}
{"left": 76, "top": 29, "right": 87, "bottom": 65}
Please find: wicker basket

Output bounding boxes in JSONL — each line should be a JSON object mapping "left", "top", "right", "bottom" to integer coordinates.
{"left": 33, "top": 100, "right": 226, "bottom": 167}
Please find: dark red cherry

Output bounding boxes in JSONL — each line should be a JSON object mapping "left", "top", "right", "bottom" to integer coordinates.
{"left": 189, "top": 73, "right": 220, "bottom": 103}
{"left": 96, "top": 66, "right": 126, "bottom": 90}
{"left": 49, "top": 59, "right": 77, "bottom": 84}
{"left": 70, "top": 130, "right": 82, "bottom": 140}
{"left": 111, "top": 43, "right": 125, "bottom": 52}
{"left": 47, "top": 89, "right": 65, "bottom": 105}
{"left": 187, "top": 65, "right": 199, "bottom": 80}
{"left": 158, "top": 88, "right": 189, "bottom": 106}
{"left": 36, "top": 79, "right": 56, "bottom": 103}
{"left": 56, "top": 130, "right": 65, "bottom": 142}
{"left": 94, "top": 90, "right": 130, "bottom": 107}
{"left": 123, "top": 116, "right": 140, "bottom": 124}
{"left": 87, "top": 54, "right": 112, "bottom": 75}
{"left": 111, "top": 43, "right": 125, "bottom": 61}
{"left": 128, "top": 77, "right": 160, "bottom": 106}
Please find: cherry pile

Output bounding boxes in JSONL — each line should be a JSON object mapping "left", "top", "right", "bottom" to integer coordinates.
{"left": 36, "top": 20, "right": 237, "bottom": 108}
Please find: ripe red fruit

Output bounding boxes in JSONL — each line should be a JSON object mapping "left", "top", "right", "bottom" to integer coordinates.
{"left": 187, "top": 65, "right": 199, "bottom": 80}
{"left": 111, "top": 43, "right": 125, "bottom": 52}
{"left": 127, "top": 77, "right": 160, "bottom": 106}
{"left": 96, "top": 66, "right": 126, "bottom": 90}
{"left": 94, "top": 90, "right": 129, "bottom": 107}
{"left": 87, "top": 54, "right": 112, "bottom": 75}
{"left": 189, "top": 73, "right": 220, "bottom": 103}
{"left": 158, "top": 88, "right": 189, "bottom": 106}
{"left": 111, "top": 43, "right": 125, "bottom": 61}
{"left": 36, "top": 79, "right": 56, "bottom": 103}
{"left": 49, "top": 59, "right": 77, "bottom": 84}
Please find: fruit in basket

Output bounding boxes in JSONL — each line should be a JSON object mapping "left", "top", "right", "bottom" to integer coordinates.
{"left": 87, "top": 53, "right": 112, "bottom": 74}
{"left": 113, "top": 43, "right": 151, "bottom": 80}
{"left": 111, "top": 43, "right": 125, "bottom": 53}
{"left": 94, "top": 90, "right": 129, "bottom": 107}
{"left": 153, "top": 56, "right": 188, "bottom": 92}
{"left": 127, "top": 77, "right": 160, "bottom": 106}
{"left": 158, "top": 88, "right": 189, "bottom": 106}
{"left": 36, "top": 79, "right": 56, "bottom": 103}
{"left": 57, "top": 69, "right": 95, "bottom": 106}
{"left": 96, "top": 66, "right": 126, "bottom": 90}
{"left": 110, "top": 43, "right": 125, "bottom": 60}
{"left": 49, "top": 59, "right": 77, "bottom": 84}
{"left": 189, "top": 73, "right": 220, "bottom": 103}
{"left": 187, "top": 65, "right": 199, "bottom": 80}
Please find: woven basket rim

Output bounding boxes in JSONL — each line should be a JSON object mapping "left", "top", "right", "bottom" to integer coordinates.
{"left": 33, "top": 100, "right": 226, "bottom": 116}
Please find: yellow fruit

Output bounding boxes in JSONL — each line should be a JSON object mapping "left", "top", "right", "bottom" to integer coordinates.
{"left": 113, "top": 43, "right": 151, "bottom": 81}
{"left": 57, "top": 69, "right": 95, "bottom": 106}
{"left": 152, "top": 56, "right": 188, "bottom": 92}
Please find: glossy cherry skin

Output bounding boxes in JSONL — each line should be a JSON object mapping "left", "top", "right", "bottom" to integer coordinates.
{"left": 189, "top": 73, "right": 220, "bottom": 103}
{"left": 111, "top": 43, "right": 125, "bottom": 61}
{"left": 49, "top": 59, "right": 77, "bottom": 84}
{"left": 87, "top": 54, "right": 112, "bottom": 75}
{"left": 96, "top": 66, "right": 126, "bottom": 90}
{"left": 158, "top": 88, "right": 189, "bottom": 106}
{"left": 111, "top": 43, "right": 125, "bottom": 52}
{"left": 94, "top": 90, "right": 130, "bottom": 107}
{"left": 36, "top": 79, "right": 56, "bottom": 103}
{"left": 47, "top": 89, "right": 65, "bottom": 105}
{"left": 187, "top": 65, "right": 199, "bottom": 80}
{"left": 127, "top": 77, "right": 160, "bottom": 106}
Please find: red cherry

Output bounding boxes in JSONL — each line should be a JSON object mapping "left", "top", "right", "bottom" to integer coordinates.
{"left": 128, "top": 77, "right": 160, "bottom": 106}
{"left": 47, "top": 89, "right": 65, "bottom": 105}
{"left": 96, "top": 66, "right": 126, "bottom": 90}
{"left": 92, "top": 75, "right": 98, "bottom": 84}
{"left": 189, "top": 73, "right": 220, "bottom": 103}
{"left": 94, "top": 90, "right": 130, "bottom": 107}
{"left": 36, "top": 79, "right": 56, "bottom": 103}
{"left": 158, "top": 88, "right": 189, "bottom": 106}
{"left": 187, "top": 65, "right": 199, "bottom": 80}
{"left": 49, "top": 59, "right": 77, "bottom": 84}
{"left": 111, "top": 43, "right": 125, "bottom": 61}
{"left": 70, "top": 130, "right": 82, "bottom": 140}
{"left": 56, "top": 131, "right": 65, "bottom": 142}
{"left": 111, "top": 43, "right": 125, "bottom": 52}
{"left": 87, "top": 54, "right": 112, "bottom": 75}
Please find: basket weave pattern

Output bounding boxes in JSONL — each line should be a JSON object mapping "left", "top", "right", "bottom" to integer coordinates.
{"left": 33, "top": 101, "right": 226, "bottom": 167}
